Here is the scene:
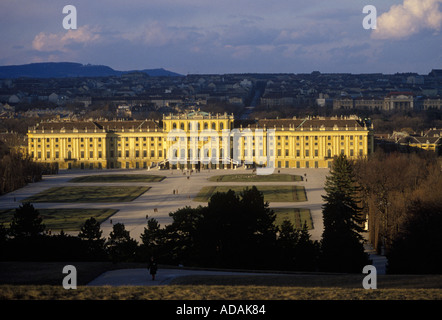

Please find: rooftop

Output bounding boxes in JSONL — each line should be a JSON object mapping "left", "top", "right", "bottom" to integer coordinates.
{"left": 29, "top": 115, "right": 372, "bottom": 133}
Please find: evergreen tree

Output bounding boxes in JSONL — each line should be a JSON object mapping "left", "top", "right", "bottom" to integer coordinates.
{"left": 196, "top": 189, "right": 241, "bottom": 267}
{"left": 106, "top": 223, "right": 138, "bottom": 262}
{"left": 9, "top": 202, "right": 45, "bottom": 238}
{"left": 196, "top": 187, "right": 277, "bottom": 269}
{"left": 165, "top": 206, "right": 205, "bottom": 265}
{"left": 320, "top": 154, "right": 369, "bottom": 273}
{"left": 293, "top": 222, "right": 319, "bottom": 271}
{"left": 140, "top": 216, "right": 166, "bottom": 260}
{"left": 276, "top": 220, "right": 300, "bottom": 270}
{"left": 78, "top": 217, "right": 106, "bottom": 260}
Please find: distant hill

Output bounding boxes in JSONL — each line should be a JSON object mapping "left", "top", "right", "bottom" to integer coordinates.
{"left": 0, "top": 62, "right": 183, "bottom": 78}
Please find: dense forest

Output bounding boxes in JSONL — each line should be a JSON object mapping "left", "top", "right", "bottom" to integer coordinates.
{"left": 354, "top": 150, "right": 442, "bottom": 273}
{"left": 0, "top": 140, "right": 58, "bottom": 195}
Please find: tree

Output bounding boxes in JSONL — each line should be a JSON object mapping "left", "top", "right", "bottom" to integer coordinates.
{"left": 276, "top": 220, "right": 318, "bottom": 271}
{"left": 196, "top": 190, "right": 242, "bottom": 267}
{"left": 196, "top": 187, "right": 278, "bottom": 269}
{"left": 106, "top": 223, "right": 138, "bottom": 262}
{"left": 78, "top": 217, "right": 106, "bottom": 260}
{"left": 276, "top": 220, "right": 300, "bottom": 270}
{"left": 387, "top": 200, "right": 442, "bottom": 274}
{"left": 140, "top": 216, "right": 166, "bottom": 261}
{"left": 320, "top": 154, "right": 369, "bottom": 273}
{"left": 9, "top": 202, "right": 45, "bottom": 238}
{"left": 294, "top": 222, "right": 319, "bottom": 271}
{"left": 164, "top": 206, "right": 205, "bottom": 265}
{"left": 0, "top": 224, "right": 7, "bottom": 255}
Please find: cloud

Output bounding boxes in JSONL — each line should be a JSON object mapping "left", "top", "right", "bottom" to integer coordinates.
{"left": 32, "top": 25, "right": 101, "bottom": 52}
{"left": 372, "top": 0, "right": 442, "bottom": 39}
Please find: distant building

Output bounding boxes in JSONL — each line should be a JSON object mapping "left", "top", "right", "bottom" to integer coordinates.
{"left": 333, "top": 98, "right": 353, "bottom": 110}
{"left": 27, "top": 112, "right": 374, "bottom": 170}
{"left": 116, "top": 105, "right": 132, "bottom": 118}
{"left": 384, "top": 129, "right": 441, "bottom": 154}
{"left": 354, "top": 97, "right": 384, "bottom": 111}
{"left": 383, "top": 92, "right": 414, "bottom": 111}
{"left": 333, "top": 92, "right": 415, "bottom": 111}
{"left": 423, "top": 97, "right": 442, "bottom": 110}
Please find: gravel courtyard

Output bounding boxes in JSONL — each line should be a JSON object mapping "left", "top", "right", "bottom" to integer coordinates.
{"left": 0, "top": 167, "right": 329, "bottom": 242}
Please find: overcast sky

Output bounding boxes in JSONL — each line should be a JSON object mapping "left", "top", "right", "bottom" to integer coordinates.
{"left": 1, "top": 0, "right": 441, "bottom": 75}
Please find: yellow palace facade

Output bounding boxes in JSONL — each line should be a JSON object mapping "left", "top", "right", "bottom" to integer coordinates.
{"left": 27, "top": 111, "right": 374, "bottom": 170}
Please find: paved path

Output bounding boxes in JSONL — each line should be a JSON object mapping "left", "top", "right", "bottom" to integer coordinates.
{"left": 87, "top": 268, "right": 286, "bottom": 286}
{"left": 0, "top": 167, "right": 329, "bottom": 242}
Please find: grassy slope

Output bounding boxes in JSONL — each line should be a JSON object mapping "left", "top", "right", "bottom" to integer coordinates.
{"left": 1, "top": 285, "right": 441, "bottom": 300}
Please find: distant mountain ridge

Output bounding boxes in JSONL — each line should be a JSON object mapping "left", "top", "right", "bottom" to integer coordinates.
{"left": 0, "top": 62, "right": 183, "bottom": 78}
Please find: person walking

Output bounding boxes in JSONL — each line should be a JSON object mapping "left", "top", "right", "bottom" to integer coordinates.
{"left": 148, "top": 256, "right": 158, "bottom": 281}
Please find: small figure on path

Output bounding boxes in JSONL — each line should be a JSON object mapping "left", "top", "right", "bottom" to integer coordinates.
{"left": 148, "top": 256, "right": 158, "bottom": 281}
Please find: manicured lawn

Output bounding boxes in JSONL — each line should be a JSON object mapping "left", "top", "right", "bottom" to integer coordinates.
{"left": 23, "top": 186, "right": 151, "bottom": 203}
{"left": 273, "top": 208, "right": 313, "bottom": 229}
{"left": 194, "top": 185, "right": 307, "bottom": 202}
{"left": 70, "top": 174, "right": 165, "bottom": 183}
{"left": 0, "top": 208, "right": 118, "bottom": 232}
{"left": 209, "top": 173, "right": 302, "bottom": 182}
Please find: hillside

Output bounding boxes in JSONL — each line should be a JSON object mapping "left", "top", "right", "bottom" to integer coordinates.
{"left": 0, "top": 62, "right": 183, "bottom": 78}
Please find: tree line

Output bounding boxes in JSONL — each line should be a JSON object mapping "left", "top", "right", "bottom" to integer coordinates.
{"left": 0, "top": 140, "right": 58, "bottom": 196}
{"left": 354, "top": 150, "right": 442, "bottom": 273}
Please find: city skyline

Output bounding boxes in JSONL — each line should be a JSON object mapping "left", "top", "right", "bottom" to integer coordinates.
{"left": 1, "top": 0, "right": 442, "bottom": 75}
